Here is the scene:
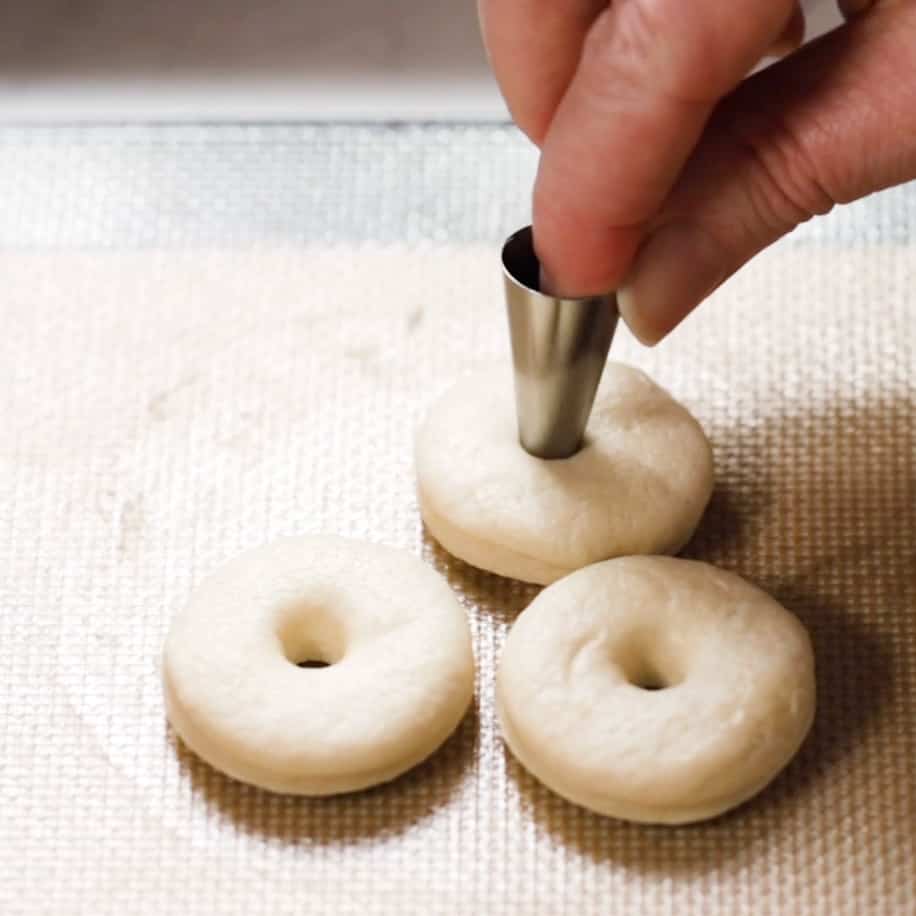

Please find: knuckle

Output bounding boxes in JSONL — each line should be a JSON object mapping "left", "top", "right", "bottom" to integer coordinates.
{"left": 727, "top": 108, "right": 837, "bottom": 238}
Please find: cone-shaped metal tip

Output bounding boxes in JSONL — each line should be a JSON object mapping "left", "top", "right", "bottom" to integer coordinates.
{"left": 502, "top": 226, "right": 618, "bottom": 459}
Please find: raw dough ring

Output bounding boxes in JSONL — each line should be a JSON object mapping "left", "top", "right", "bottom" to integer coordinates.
{"left": 416, "top": 364, "right": 714, "bottom": 585}
{"left": 164, "top": 536, "right": 474, "bottom": 795}
{"left": 497, "top": 556, "right": 815, "bottom": 824}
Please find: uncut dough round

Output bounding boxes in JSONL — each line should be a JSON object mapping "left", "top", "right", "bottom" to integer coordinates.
{"left": 163, "top": 536, "right": 474, "bottom": 795}
{"left": 416, "top": 364, "right": 713, "bottom": 584}
{"left": 497, "top": 556, "right": 815, "bottom": 824}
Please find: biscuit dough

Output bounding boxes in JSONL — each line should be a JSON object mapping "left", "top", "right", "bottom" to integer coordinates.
{"left": 416, "top": 364, "right": 714, "bottom": 584}
{"left": 497, "top": 556, "right": 816, "bottom": 824}
{"left": 164, "top": 536, "right": 475, "bottom": 795}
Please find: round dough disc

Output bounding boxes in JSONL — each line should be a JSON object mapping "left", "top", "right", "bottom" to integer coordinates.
{"left": 497, "top": 556, "right": 816, "bottom": 824}
{"left": 416, "top": 363, "right": 714, "bottom": 584}
{"left": 164, "top": 536, "right": 474, "bottom": 795}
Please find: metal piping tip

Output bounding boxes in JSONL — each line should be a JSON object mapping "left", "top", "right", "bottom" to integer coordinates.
{"left": 502, "top": 225, "right": 618, "bottom": 460}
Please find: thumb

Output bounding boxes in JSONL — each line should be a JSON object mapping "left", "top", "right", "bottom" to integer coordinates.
{"left": 618, "top": 4, "right": 916, "bottom": 345}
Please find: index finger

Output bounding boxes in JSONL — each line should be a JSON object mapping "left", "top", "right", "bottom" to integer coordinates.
{"left": 479, "top": 0, "right": 607, "bottom": 144}
{"left": 534, "top": 0, "right": 797, "bottom": 295}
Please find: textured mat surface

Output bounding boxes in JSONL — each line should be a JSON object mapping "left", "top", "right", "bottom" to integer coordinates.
{"left": 0, "top": 126, "right": 914, "bottom": 915}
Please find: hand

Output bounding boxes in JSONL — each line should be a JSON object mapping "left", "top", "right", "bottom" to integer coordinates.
{"left": 479, "top": 0, "right": 916, "bottom": 343}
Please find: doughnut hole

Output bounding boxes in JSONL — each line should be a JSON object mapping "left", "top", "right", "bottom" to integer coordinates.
{"left": 276, "top": 601, "right": 347, "bottom": 670}
{"left": 611, "top": 629, "right": 687, "bottom": 692}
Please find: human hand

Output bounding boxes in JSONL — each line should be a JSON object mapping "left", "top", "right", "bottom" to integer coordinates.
{"left": 479, "top": 0, "right": 916, "bottom": 342}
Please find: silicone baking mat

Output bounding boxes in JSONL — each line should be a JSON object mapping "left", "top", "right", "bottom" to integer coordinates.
{"left": 0, "top": 125, "right": 913, "bottom": 915}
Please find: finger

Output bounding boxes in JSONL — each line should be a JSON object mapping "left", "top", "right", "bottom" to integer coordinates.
{"left": 478, "top": 0, "right": 607, "bottom": 144}
{"left": 768, "top": 3, "right": 805, "bottom": 57}
{"left": 533, "top": 0, "right": 797, "bottom": 296}
{"left": 617, "top": 3, "right": 916, "bottom": 344}
{"left": 838, "top": 0, "right": 876, "bottom": 20}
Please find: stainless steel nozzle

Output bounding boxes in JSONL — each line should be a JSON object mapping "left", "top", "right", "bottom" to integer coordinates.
{"left": 502, "top": 226, "right": 618, "bottom": 459}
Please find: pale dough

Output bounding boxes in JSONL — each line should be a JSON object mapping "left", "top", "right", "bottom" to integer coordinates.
{"left": 497, "top": 556, "right": 815, "bottom": 824}
{"left": 163, "top": 536, "right": 474, "bottom": 795}
{"left": 415, "top": 364, "right": 714, "bottom": 584}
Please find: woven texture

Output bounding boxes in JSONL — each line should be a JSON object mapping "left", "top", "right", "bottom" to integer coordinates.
{"left": 0, "top": 125, "right": 914, "bottom": 915}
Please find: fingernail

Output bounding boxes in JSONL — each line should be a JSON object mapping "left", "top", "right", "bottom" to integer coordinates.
{"left": 617, "top": 222, "right": 726, "bottom": 346}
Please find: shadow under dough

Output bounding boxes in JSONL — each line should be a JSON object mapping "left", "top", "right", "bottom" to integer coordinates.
{"left": 683, "top": 395, "right": 912, "bottom": 804}
{"left": 170, "top": 701, "right": 479, "bottom": 845}
{"left": 507, "top": 395, "right": 913, "bottom": 871}
{"left": 422, "top": 534, "right": 541, "bottom": 626}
